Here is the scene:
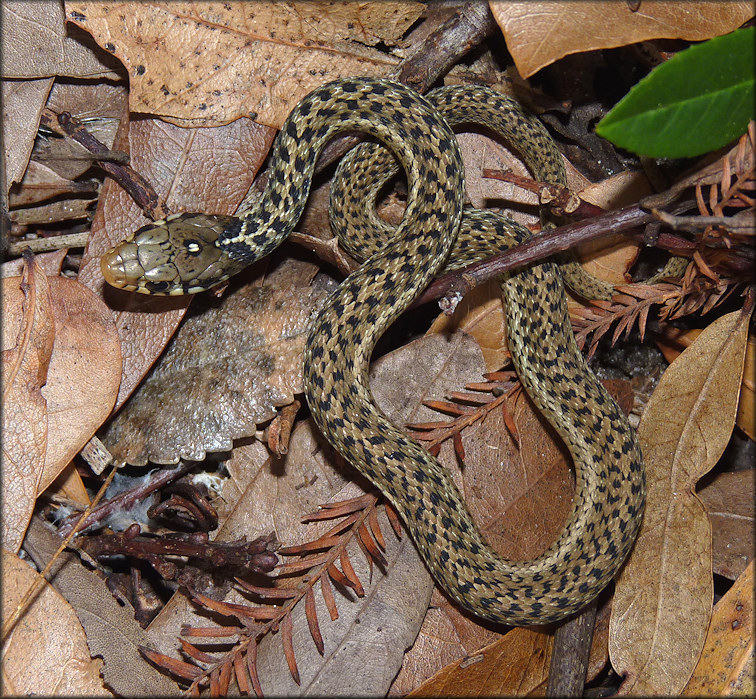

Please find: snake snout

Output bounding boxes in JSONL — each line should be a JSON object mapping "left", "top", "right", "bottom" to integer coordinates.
{"left": 101, "top": 242, "right": 148, "bottom": 292}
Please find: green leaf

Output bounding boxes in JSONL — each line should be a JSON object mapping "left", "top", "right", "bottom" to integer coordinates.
{"left": 596, "top": 27, "right": 755, "bottom": 159}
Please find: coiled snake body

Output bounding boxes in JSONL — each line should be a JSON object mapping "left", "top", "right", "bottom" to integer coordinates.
{"left": 102, "top": 78, "right": 644, "bottom": 624}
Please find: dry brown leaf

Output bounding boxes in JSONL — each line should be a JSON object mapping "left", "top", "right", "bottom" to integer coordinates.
{"left": 657, "top": 330, "right": 756, "bottom": 441}
{"left": 574, "top": 171, "right": 653, "bottom": 288}
{"left": 2, "top": 77, "right": 54, "bottom": 189}
{"left": 46, "top": 279, "right": 121, "bottom": 490}
{"left": 1, "top": 260, "right": 54, "bottom": 552}
{"left": 406, "top": 626, "right": 552, "bottom": 697}
{"left": 391, "top": 590, "right": 504, "bottom": 696}
{"left": 1, "top": 549, "right": 110, "bottom": 696}
{"left": 78, "top": 110, "right": 276, "bottom": 410}
{"left": 682, "top": 559, "right": 754, "bottom": 697}
{"left": 1, "top": 0, "right": 120, "bottom": 79}
{"left": 100, "top": 258, "right": 336, "bottom": 465}
{"left": 610, "top": 308, "right": 752, "bottom": 696}
{"left": 429, "top": 280, "right": 509, "bottom": 371}
{"left": 2, "top": 266, "right": 121, "bottom": 549}
{"left": 450, "top": 388, "right": 573, "bottom": 561}
{"left": 66, "top": 1, "right": 422, "bottom": 127}
{"left": 737, "top": 336, "right": 755, "bottom": 440}
{"left": 698, "top": 470, "right": 755, "bottom": 581}
{"left": 490, "top": 1, "right": 754, "bottom": 78}
{"left": 21, "top": 516, "right": 182, "bottom": 696}
{"left": 3, "top": 275, "right": 122, "bottom": 492}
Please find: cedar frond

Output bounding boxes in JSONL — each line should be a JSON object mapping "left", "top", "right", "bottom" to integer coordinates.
{"left": 405, "top": 373, "right": 518, "bottom": 453}
{"left": 144, "top": 493, "right": 398, "bottom": 695}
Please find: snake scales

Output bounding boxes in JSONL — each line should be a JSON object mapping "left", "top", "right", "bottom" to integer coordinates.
{"left": 102, "top": 78, "right": 645, "bottom": 624}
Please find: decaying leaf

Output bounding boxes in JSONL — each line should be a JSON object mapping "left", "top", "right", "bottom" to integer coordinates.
{"left": 1, "top": 259, "right": 54, "bottom": 552}
{"left": 682, "top": 560, "right": 754, "bottom": 696}
{"left": 66, "top": 1, "right": 423, "bottom": 127}
{"left": 2, "top": 77, "right": 54, "bottom": 189}
{"left": 21, "top": 517, "right": 182, "bottom": 696}
{"left": 490, "top": 1, "right": 754, "bottom": 78}
{"left": 571, "top": 170, "right": 652, "bottom": 288}
{"left": 1, "top": 0, "right": 119, "bottom": 79}
{"left": 1, "top": 549, "right": 110, "bottom": 696}
{"left": 100, "top": 258, "right": 337, "bottom": 465}
{"left": 3, "top": 268, "right": 122, "bottom": 500}
{"left": 40, "top": 278, "right": 121, "bottom": 491}
{"left": 407, "top": 626, "right": 552, "bottom": 697}
{"left": 610, "top": 307, "right": 752, "bottom": 696}
{"left": 698, "top": 470, "right": 755, "bottom": 581}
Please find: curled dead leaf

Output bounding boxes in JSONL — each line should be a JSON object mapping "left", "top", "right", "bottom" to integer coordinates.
{"left": 610, "top": 307, "right": 752, "bottom": 696}
{"left": 1, "top": 549, "right": 110, "bottom": 696}
{"left": 490, "top": 1, "right": 754, "bottom": 78}
{"left": 1, "top": 259, "right": 54, "bottom": 552}
{"left": 100, "top": 259, "right": 336, "bottom": 465}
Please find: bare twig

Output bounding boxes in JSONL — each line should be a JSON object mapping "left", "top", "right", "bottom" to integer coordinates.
{"left": 546, "top": 601, "right": 598, "bottom": 698}
{"left": 39, "top": 108, "right": 164, "bottom": 218}
{"left": 412, "top": 202, "right": 657, "bottom": 309}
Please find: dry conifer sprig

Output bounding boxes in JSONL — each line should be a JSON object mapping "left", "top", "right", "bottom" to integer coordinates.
{"left": 140, "top": 494, "right": 400, "bottom": 695}
{"left": 406, "top": 371, "right": 521, "bottom": 458}
{"left": 573, "top": 127, "right": 754, "bottom": 359}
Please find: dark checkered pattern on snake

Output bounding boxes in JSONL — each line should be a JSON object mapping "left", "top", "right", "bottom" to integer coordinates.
{"left": 101, "top": 78, "right": 644, "bottom": 623}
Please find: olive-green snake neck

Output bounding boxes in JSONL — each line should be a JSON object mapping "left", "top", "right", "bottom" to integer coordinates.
{"left": 101, "top": 78, "right": 644, "bottom": 624}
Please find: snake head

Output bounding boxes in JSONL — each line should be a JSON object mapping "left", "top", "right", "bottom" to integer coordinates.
{"left": 101, "top": 213, "right": 249, "bottom": 294}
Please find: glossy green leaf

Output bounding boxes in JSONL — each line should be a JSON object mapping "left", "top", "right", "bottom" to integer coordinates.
{"left": 596, "top": 27, "right": 755, "bottom": 158}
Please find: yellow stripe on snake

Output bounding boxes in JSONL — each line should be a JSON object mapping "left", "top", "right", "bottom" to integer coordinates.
{"left": 102, "top": 78, "right": 644, "bottom": 624}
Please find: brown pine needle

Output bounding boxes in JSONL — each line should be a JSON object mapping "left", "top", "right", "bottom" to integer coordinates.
{"left": 140, "top": 647, "right": 203, "bottom": 680}
{"left": 339, "top": 550, "right": 364, "bottom": 595}
{"left": 320, "top": 573, "right": 339, "bottom": 621}
{"left": 281, "top": 612, "right": 300, "bottom": 685}
{"left": 234, "top": 579, "right": 298, "bottom": 599}
{"left": 180, "top": 638, "right": 218, "bottom": 664}
{"left": 304, "top": 586, "right": 324, "bottom": 654}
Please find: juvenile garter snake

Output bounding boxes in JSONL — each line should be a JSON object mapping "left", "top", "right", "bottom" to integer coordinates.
{"left": 101, "top": 78, "right": 645, "bottom": 624}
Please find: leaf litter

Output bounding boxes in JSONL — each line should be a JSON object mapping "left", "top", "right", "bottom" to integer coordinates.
{"left": 100, "top": 258, "right": 338, "bottom": 465}
{"left": 3, "top": 2, "right": 754, "bottom": 696}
